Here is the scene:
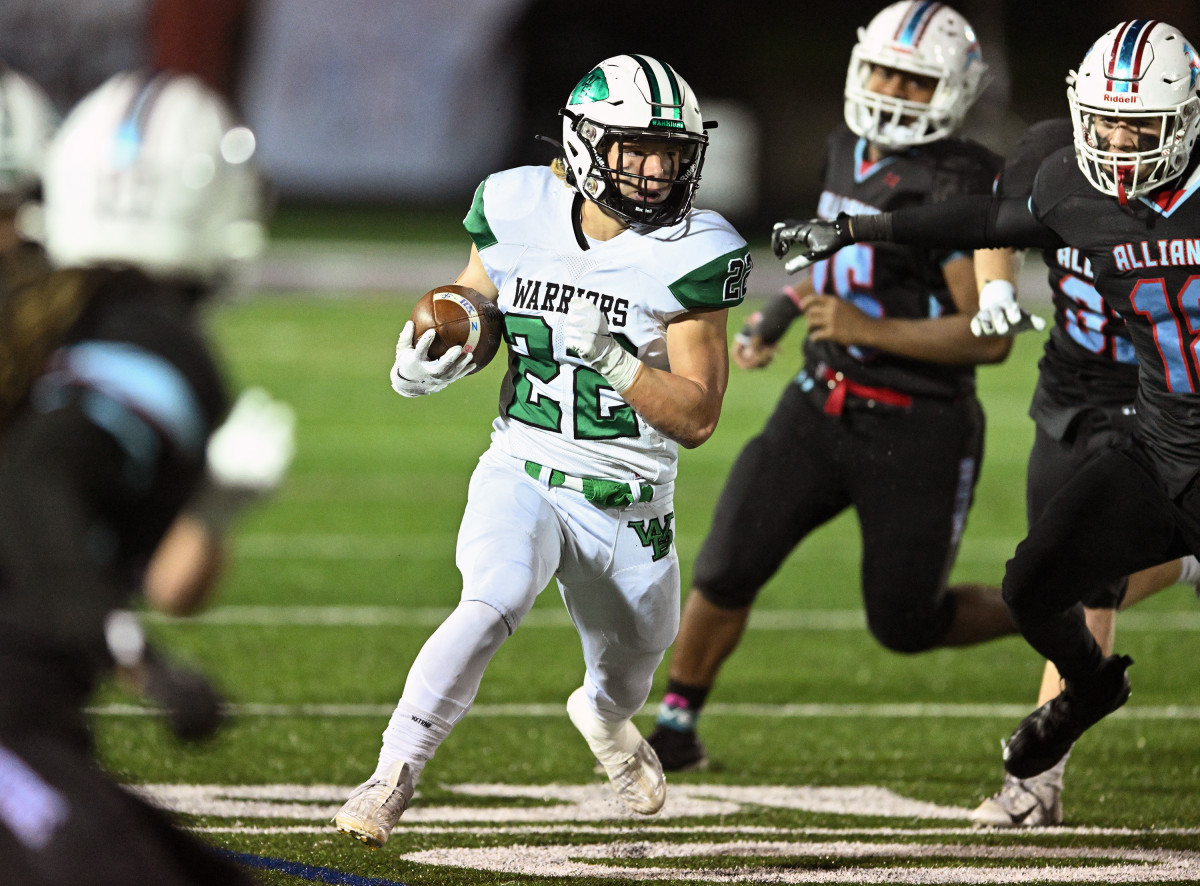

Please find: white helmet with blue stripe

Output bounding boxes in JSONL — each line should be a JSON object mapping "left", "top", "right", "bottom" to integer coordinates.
{"left": 41, "top": 71, "right": 265, "bottom": 284}
{"left": 560, "top": 54, "right": 708, "bottom": 227}
{"left": 1069, "top": 20, "right": 1200, "bottom": 202}
{"left": 843, "top": 1, "right": 987, "bottom": 148}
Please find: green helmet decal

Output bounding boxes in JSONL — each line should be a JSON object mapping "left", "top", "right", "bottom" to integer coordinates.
{"left": 569, "top": 68, "right": 610, "bottom": 104}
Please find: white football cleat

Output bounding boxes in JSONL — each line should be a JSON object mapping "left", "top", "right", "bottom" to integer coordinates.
{"left": 332, "top": 760, "right": 416, "bottom": 848}
{"left": 567, "top": 686, "right": 666, "bottom": 815}
{"left": 969, "top": 772, "right": 1062, "bottom": 828}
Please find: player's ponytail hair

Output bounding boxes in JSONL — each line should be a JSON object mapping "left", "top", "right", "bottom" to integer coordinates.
{"left": 0, "top": 268, "right": 95, "bottom": 429}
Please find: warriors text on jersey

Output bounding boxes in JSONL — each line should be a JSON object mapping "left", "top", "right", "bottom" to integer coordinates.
{"left": 1000, "top": 119, "right": 1139, "bottom": 438}
{"left": 464, "top": 165, "right": 750, "bottom": 484}
{"left": 1032, "top": 152, "right": 1200, "bottom": 495}
{"left": 808, "top": 124, "right": 1001, "bottom": 399}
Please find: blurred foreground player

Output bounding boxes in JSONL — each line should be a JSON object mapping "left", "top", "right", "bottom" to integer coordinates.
{"left": 0, "top": 71, "right": 292, "bottom": 885}
{"left": 333, "top": 53, "right": 750, "bottom": 847}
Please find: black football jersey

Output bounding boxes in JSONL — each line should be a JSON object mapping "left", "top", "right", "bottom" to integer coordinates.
{"left": 1032, "top": 152, "right": 1200, "bottom": 495}
{"left": 1000, "top": 120, "right": 1139, "bottom": 436}
{"left": 804, "top": 123, "right": 1002, "bottom": 398}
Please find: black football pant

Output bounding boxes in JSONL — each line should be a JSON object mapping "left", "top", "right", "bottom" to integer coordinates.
{"left": 1003, "top": 441, "right": 1200, "bottom": 683}
{"left": 694, "top": 379, "right": 984, "bottom": 653}
{"left": 1024, "top": 407, "right": 1140, "bottom": 609}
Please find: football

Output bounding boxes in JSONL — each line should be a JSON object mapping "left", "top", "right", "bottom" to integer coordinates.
{"left": 410, "top": 285, "right": 504, "bottom": 374}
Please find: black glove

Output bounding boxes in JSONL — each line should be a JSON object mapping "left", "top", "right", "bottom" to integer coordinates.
{"left": 771, "top": 213, "right": 855, "bottom": 273}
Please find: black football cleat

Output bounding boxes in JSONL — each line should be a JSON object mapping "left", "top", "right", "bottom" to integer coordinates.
{"left": 646, "top": 724, "right": 709, "bottom": 772}
{"left": 1003, "top": 654, "right": 1133, "bottom": 779}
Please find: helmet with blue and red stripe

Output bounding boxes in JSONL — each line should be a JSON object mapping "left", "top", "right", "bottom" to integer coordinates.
{"left": 1069, "top": 20, "right": 1200, "bottom": 202}
{"left": 843, "top": 1, "right": 987, "bottom": 148}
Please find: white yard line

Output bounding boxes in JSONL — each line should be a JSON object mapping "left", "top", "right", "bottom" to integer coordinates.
{"left": 88, "top": 700, "right": 1200, "bottom": 719}
{"left": 144, "top": 604, "right": 1200, "bottom": 632}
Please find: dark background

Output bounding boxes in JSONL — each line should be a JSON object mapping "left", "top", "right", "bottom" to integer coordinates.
{"left": 2, "top": 0, "right": 1197, "bottom": 231}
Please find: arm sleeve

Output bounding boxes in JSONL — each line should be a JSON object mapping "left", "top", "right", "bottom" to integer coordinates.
{"left": 752, "top": 289, "right": 802, "bottom": 344}
{"left": 851, "top": 196, "right": 1064, "bottom": 251}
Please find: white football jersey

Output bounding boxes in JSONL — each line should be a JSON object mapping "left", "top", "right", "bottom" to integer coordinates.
{"left": 465, "top": 165, "right": 750, "bottom": 484}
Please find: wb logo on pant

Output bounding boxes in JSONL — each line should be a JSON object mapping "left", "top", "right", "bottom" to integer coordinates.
{"left": 628, "top": 513, "right": 674, "bottom": 562}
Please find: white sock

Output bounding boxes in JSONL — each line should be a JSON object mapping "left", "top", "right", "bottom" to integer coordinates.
{"left": 567, "top": 687, "right": 642, "bottom": 767}
{"left": 374, "top": 600, "right": 509, "bottom": 780}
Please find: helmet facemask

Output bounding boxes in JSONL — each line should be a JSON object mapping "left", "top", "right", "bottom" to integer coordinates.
{"left": 561, "top": 109, "right": 706, "bottom": 227}
{"left": 1070, "top": 96, "right": 1200, "bottom": 202}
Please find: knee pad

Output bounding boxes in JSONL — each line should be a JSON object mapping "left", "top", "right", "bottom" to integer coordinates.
{"left": 866, "top": 600, "right": 954, "bottom": 654}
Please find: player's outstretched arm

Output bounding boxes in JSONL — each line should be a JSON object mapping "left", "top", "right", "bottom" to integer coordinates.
{"left": 772, "top": 197, "right": 1062, "bottom": 273}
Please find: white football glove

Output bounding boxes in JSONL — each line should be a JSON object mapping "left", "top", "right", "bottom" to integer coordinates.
{"left": 390, "top": 320, "right": 474, "bottom": 398}
{"left": 970, "top": 280, "right": 1047, "bottom": 337}
{"left": 190, "top": 387, "right": 296, "bottom": 529}
{"left": 563, "top": 296, "right": 641, "bottom": 392}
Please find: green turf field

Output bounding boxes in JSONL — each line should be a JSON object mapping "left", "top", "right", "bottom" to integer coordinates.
{"left": 91, "top": 292, "right": 1200, "bottom": 885}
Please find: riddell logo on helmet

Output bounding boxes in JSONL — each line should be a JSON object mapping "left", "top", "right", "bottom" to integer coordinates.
{"left": 1104, "top": 93, "right": 1139, "bottom": 104}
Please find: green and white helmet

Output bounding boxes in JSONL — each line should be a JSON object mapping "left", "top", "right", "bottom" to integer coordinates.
{"left": 42, "top": 71, "right": 265, "bottom": 285}
{"left": 0, "top": 66, "right": 57, "bottom": 204}
{"left": 560, "top": 54, "right": 708, "bottom": 227}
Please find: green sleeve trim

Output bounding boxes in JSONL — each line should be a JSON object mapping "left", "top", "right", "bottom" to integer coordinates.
{"left": 463, "top": 178, "right": 498, "bottom": 251}
{"left": 669, "top": 247, "right": 753, "bottom": 310}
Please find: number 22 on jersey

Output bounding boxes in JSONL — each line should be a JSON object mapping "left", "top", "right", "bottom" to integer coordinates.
{"left": 502, "top": 315, "right": 639, "bottom": 440}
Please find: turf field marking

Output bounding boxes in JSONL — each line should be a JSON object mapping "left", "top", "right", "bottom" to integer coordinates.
{"left": 90, "top": 700, "right": 1200, "bottom": 719}
{"left": 134, "top": 782, "right": 966, "bottom": 822}
{"left": 145, "top": 605, "right": 1200, "bottom": 632}
{"left": 140, "top": 783, "right": 1200, "bottom": 883}
{"left": 400, "top": 841, "right": 1200, "bottom": 883}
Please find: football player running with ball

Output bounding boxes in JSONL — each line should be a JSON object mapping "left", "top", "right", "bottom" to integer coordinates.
{"left": 333, "top": 54, "right": 751, "bottom": 847}
{"left": 648, "top": 0, "right": 1016, "bottom": 774}
{"left": 773, "top": 19, "right": 1200, "bottom": 791}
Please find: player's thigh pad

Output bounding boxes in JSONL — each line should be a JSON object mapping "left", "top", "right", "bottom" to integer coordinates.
{"left": 558, "top": 492, "right": 680, "bottom": 716}
{"left": 1026, "top": 424, "right": 1127, "bottom": 608}
{"left": 851, "top": 398, "right": 982, "bottom": 651}
{"left": 694, "top": 385, "right": 848, "bottom": 608}
{"left": 1006, "top": 446, "right": 1185, "bottom": 616}
{"left": 457, "top": 451, "right": 565, "bottom": 630}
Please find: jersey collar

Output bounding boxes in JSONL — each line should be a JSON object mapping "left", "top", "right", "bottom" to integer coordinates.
{"left": 855, "top": 138, "right": 899, "bottom": 183}
{"left": 1139, "top": 159, "right": 1200, "bottom": 218}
